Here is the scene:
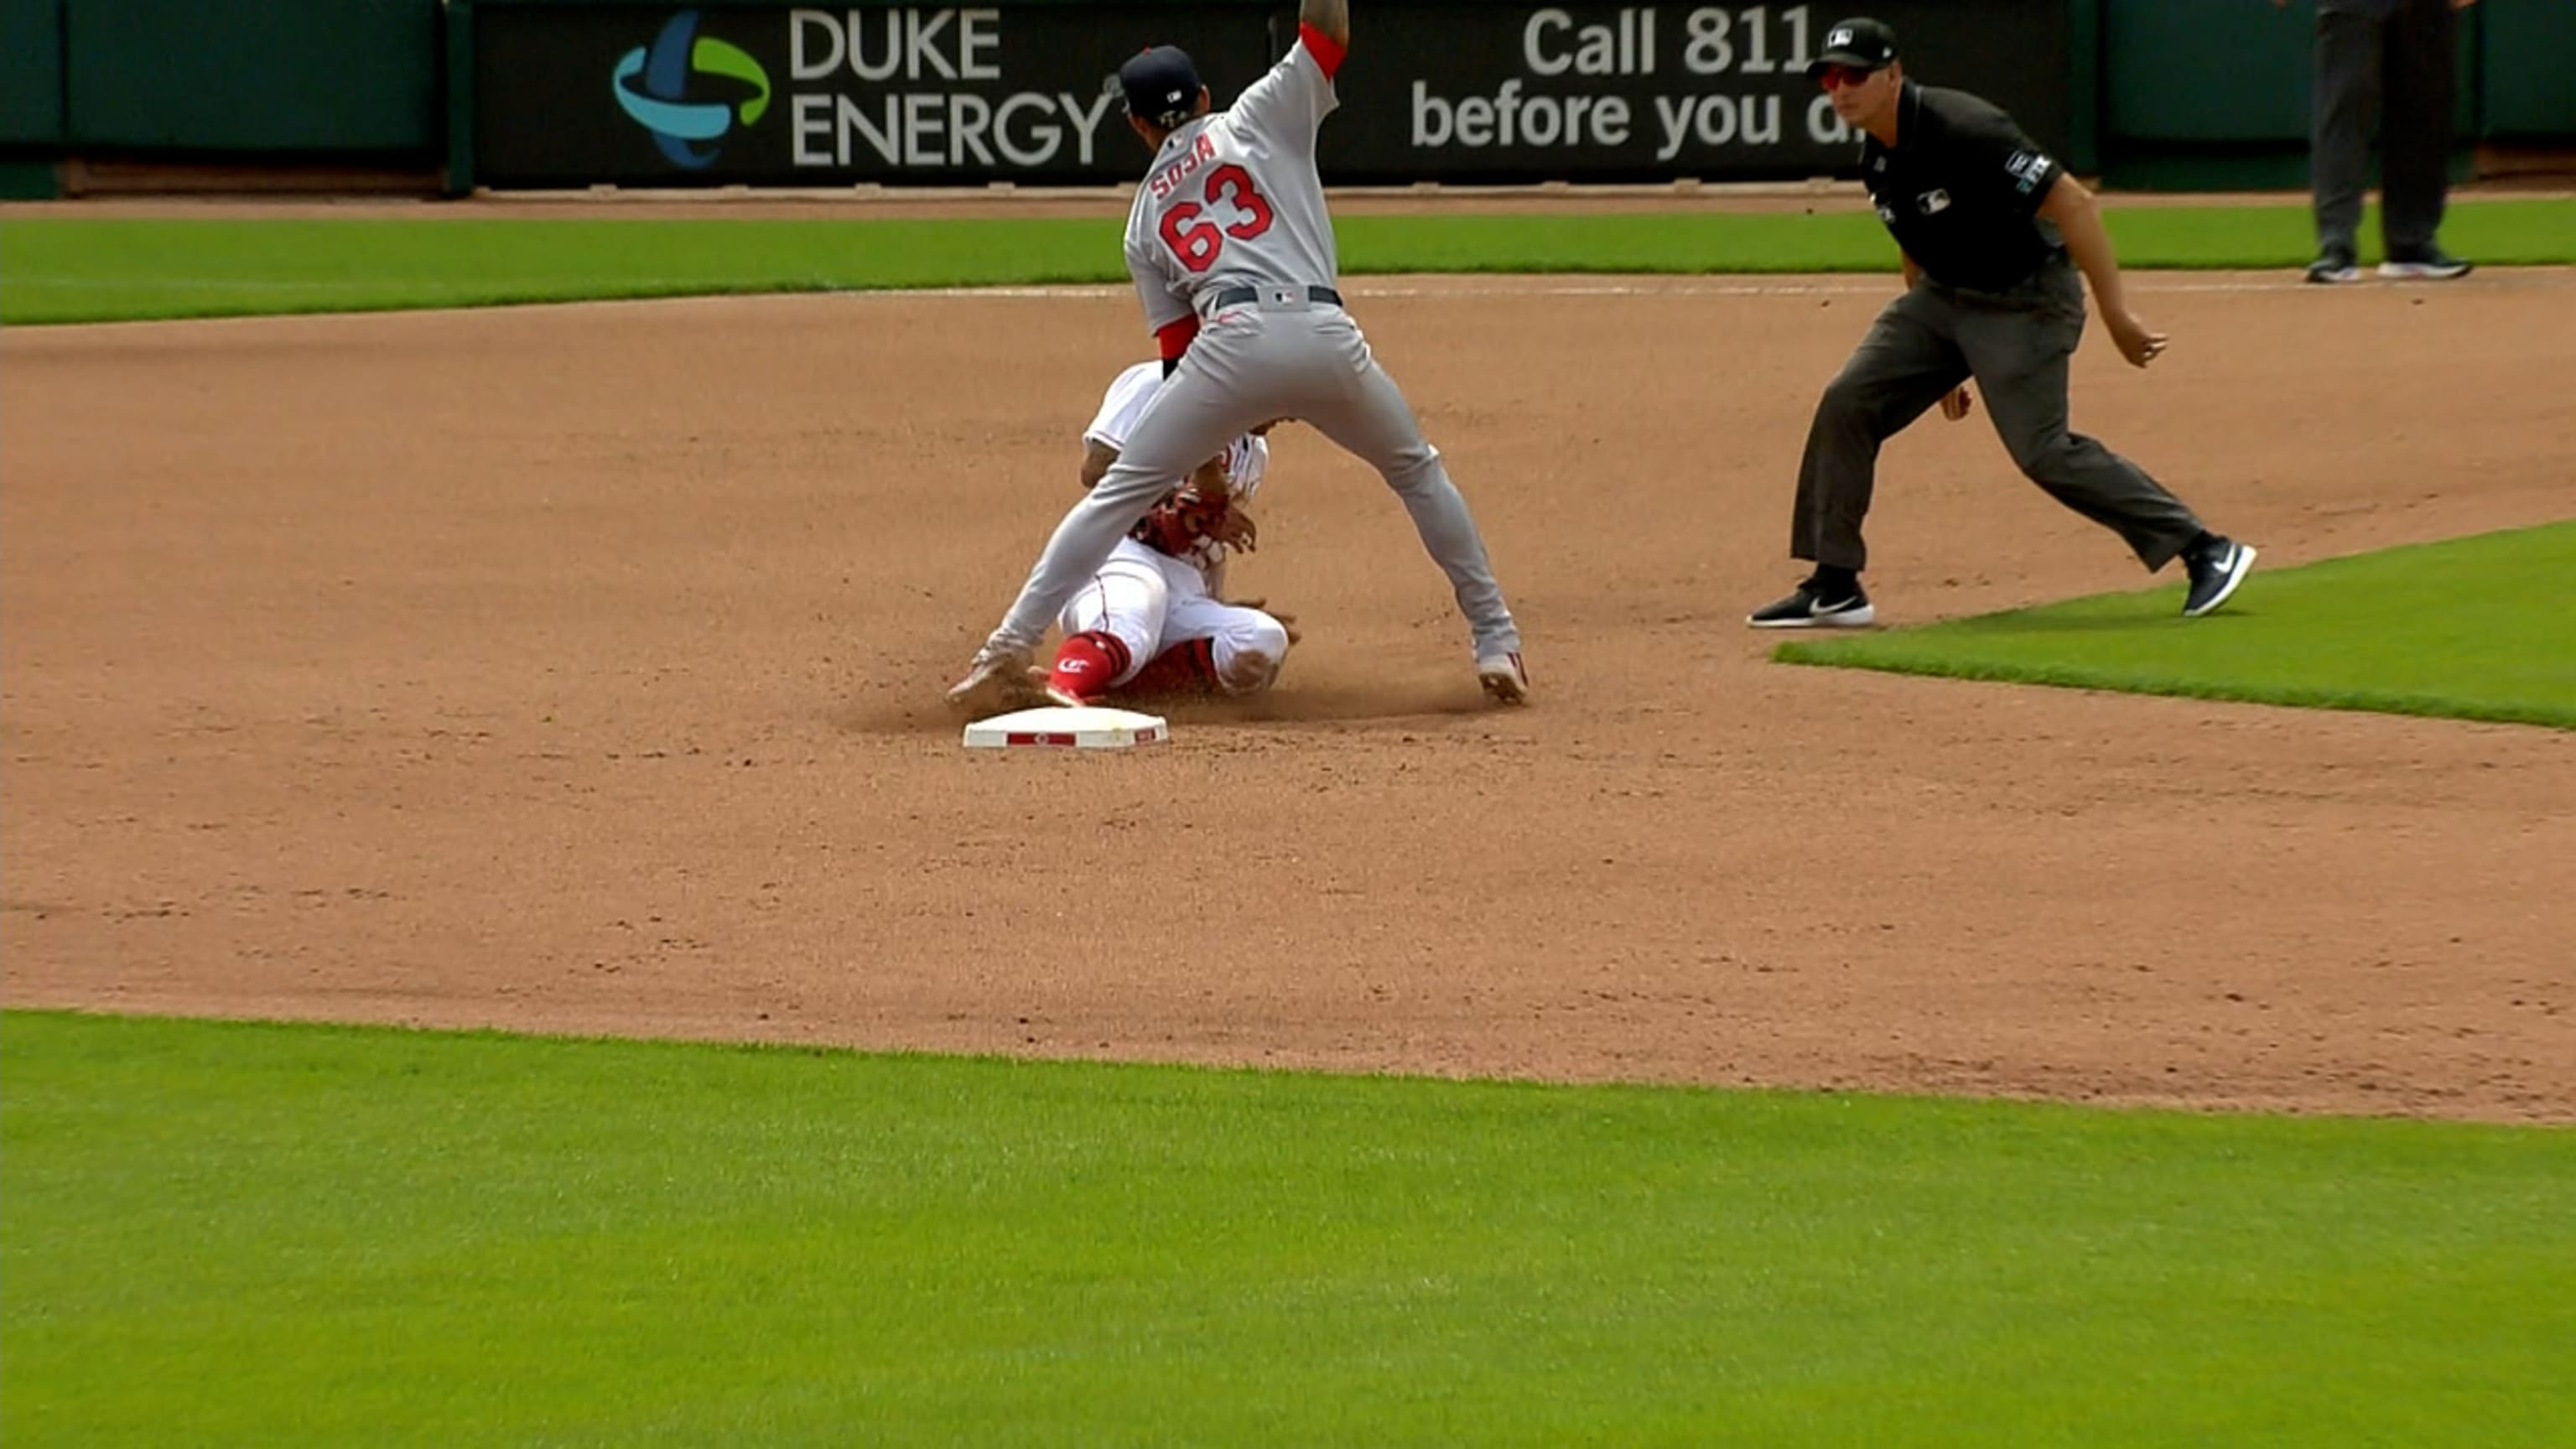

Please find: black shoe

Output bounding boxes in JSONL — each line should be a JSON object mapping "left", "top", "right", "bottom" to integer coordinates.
{"left": 2180, "top": 537, "right": 2257, "bottom": 618}
{"left": 2305, "top": 249, "right": 2361, "bottom": 284}
{"left": 1748, "top": 579, "right": 1875, "bottom": 629}
{"left": 2378, "top": 250, "right": 2473, "bottom": 281}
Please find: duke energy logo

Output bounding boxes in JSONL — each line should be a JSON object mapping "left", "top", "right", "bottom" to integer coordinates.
{"left": 612, "top": 11, "right": 771, "bottom": 169}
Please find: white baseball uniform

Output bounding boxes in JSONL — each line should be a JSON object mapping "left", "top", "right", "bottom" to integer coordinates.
{"left": 1060, "top": 362, "right": 1288, "bottom": 693}
{"left": 972, "top": 23, "right": 1521, "bottom": 675}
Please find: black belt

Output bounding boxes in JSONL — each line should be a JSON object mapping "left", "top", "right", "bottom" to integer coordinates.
{"left": 1208, "top": 284, "right": 1343, "bottom": 309}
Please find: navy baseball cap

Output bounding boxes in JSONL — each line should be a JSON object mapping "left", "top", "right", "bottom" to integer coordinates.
{"left": 1119, "top": 45, "right": 1203, "bottom": 129}
{"left": 1806, "top": 18, "right": 1898, "bottom": 77}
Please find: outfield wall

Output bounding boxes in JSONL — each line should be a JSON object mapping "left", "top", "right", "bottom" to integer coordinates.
{"left": 0, "top": 0, "right": 2568, "bottom": 199}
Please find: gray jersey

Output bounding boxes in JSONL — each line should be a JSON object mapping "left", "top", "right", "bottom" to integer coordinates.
{"left": 1121, "top": 36, "right": 1341, "bottom": 332}
{"left": 960, "top": 26, "right": 1523, "bottom": 700}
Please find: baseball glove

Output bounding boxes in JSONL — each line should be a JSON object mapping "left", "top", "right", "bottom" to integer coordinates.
{"left": 1135, "top": 486, "right": 1257, "bottom": 558}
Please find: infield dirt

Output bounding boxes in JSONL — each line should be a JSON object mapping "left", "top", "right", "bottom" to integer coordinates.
{"left": 5, "top": 266, "right": 2570, "bottom": 1120}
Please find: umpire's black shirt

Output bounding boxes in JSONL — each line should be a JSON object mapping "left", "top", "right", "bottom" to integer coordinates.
{"left": 1862, "top": 82, "right": 2065, "bottom": 293}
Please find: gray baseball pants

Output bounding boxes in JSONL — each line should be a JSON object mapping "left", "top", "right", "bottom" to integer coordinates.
{"left": 2314, "top": 0, "right": 2459, "bottom": 260}
{"left": 1789, "top": 257, "right": 2205, "bottom": 574}
{"left": 982, "top": 293, "right": 1522, "bottom": 662}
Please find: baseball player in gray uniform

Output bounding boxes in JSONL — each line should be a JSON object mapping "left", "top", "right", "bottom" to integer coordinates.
{"left": 947, "top": 0, "right": 1529, "bottom": 714}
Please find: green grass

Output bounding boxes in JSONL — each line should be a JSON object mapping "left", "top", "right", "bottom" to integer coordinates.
{"left": 4, "top": 1010, "right": 2572, "bottom": 1447}
{"left": 1775, "top": 522, "right": 2576, "bottom": 728}
{"left": 3, "top": 198, "right": 2569, "bottom": 324}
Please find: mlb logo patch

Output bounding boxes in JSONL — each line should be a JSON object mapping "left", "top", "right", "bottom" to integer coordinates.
{"left": 1828, "top": 26, "right": 1854, "bottom": 48}
{"left": 1917, "top": 189, "right": 1950, "bottom": 215}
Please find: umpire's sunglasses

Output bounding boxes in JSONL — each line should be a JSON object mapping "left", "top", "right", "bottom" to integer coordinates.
{"left": 1814, "top": 64, "right": 1883, "bottom": 90}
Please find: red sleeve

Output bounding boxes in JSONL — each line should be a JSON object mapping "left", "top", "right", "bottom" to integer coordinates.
{"left": 1298, "top": 21, "right": 1346, "bottom": 78}
{"left": 1156, "top": 314, "right": 1201, "bottom": 362}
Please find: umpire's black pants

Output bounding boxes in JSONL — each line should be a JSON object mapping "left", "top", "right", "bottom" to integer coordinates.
{"left": 1789, "top": 256, "right": 2204, "bottom": 574}
{"left": 2314, "top": 0, "right": 2459, "bottom": 260}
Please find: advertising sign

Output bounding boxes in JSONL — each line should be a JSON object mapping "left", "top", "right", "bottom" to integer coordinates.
{"left": 471, "top": 3, "right": 2066, "bottom": 188}
{"left": 476, "top": 4, "right": 1283, "bottom": 186}
{"left": 1327, "top": 2, "right": 2069, "bottom": 182}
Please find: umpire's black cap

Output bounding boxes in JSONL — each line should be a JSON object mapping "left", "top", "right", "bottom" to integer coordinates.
{"left": 1119, "top": 45, "right": 1203, "bottom": 130}
{"left": 1806, "top": 17, "right": 1899, "bottom": 77}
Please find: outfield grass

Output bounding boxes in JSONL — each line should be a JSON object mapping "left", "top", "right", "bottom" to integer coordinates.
{"left": 2, "top": 198, "right": 2569, "bottom": 324}
{"left": 4, "top": 1010, "right": 2571, "bottom": 1447}
{"left": 1776, "top": 522, "right": 2576, "bottom": 729}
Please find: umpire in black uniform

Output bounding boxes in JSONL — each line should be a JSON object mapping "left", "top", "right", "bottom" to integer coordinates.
{"left": 1750, "top": 18, "right": 2257, "bottom": 630}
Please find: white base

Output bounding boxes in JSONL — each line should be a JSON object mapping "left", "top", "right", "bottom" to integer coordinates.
{"left": 962, "top": 704, "right": 1170, "bottom": 750}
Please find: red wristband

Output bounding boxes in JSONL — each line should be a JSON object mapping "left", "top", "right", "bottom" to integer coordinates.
{"left": 1299, "top": 22, "right": 1346, "bottom": 78}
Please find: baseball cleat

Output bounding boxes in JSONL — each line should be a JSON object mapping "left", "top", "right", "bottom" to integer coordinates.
{"left": 1748, "top": 581, "right": 1875, "bottom": 628}
{"left": 2181, "top": 537, "right": 2257, "bottom": 618}
{"left": 945, "top": 645, "right": 1047, "bottom": 714}
{"left": 1476, "top": 652, "right": 1530, "bottom": 705}
{"left": 2304, "top": 251, "right": 2362, "bottom": 285}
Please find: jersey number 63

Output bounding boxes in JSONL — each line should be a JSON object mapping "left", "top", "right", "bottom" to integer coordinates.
{"left": 1159, "top": 164, "right": 1276, "bottom": 273}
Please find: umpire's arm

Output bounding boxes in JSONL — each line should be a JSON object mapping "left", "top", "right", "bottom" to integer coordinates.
{"left": 2038, "top": 174, "right": 2168, "bottom": 368}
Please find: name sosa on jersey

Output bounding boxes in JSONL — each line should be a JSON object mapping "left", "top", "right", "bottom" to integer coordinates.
{"left": 1147, "top": 132, "right": 1219, "bottom": 198}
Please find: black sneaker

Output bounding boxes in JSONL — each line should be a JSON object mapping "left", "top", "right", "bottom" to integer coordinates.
{"left": 2378, "top": 250, "right": 2473, "bottom": 281}
{"left": 2181, "top": 536, "right": 2257, "bottom": 618}
{"left": 1748, "top": 579, "right": 1875, "bottom": 629}
{"left": 2305, "top": 249, "right": 2361, "bottom": 284}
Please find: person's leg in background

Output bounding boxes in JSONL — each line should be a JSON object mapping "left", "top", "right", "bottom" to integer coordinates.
{"left": 2376, "top": 0, "right": 2471, "bottom": 278}
{"left": 2308, "top": 0, "right": 2383, "bottom": 283}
